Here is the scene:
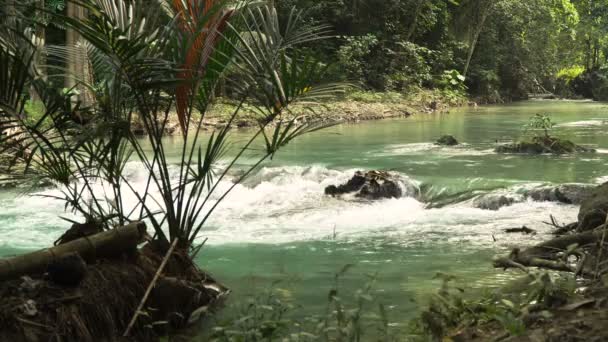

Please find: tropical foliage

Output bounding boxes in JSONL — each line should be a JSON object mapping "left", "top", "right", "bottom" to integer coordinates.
{"left": 0, "top": 0, "right": 349, "bottom": 252}
{"left": 276, "top": 0, "right": 608, "bottom": 102}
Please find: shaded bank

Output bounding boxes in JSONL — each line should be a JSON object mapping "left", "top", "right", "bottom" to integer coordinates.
{"left": 0, "top": 223, "right": 227, "bottom": 342}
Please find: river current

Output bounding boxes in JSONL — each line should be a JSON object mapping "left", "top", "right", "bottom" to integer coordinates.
{"left": 1, "top": 100, "right": 608, "bottom": 323}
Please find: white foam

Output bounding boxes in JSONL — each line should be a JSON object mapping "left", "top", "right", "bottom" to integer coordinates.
{"left": 596, "top": 176, "right": 608, "bottom": 184}
{"left": 0, "top": 164, "right": 579, "bottom": 251}
{"left": 556, "top": 119, "right": 608, "bottom": 127}
{"left": 372, "top": 143, "right": 494, "bottom": 157}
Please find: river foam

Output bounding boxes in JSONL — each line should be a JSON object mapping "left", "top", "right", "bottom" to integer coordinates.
{"left": 556, "top": 119, "right": 608, "bottom": 127}
{"left": 0, "top": 164, "right": 579, "bottom": 250}
{"left": 370, "top": 143, "right": 495, "bottom": 157}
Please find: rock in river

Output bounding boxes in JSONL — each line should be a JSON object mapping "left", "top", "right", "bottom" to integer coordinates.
{"left": 325, "top": 170, "right": 417, "bottom": 200}
{"left": 436, "top": 135, "right": 459, "bottom": 146}
{"left": 473, "top": 193, "right": 522, "bottom": 210}
{"left": 495, "top": 136, "right": 595, "bottom": 155}
{"left": 578, "top": 183, "right": 608, "bottom": 231}
{"left": 526, "top": 183, "right": 596, "bottom": 205}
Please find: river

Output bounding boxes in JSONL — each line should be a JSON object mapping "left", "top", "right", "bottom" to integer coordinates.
{"left": 1, "top": 100, "right": 608, "bottom": 328}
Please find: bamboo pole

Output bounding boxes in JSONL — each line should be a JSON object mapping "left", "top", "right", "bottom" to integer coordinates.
{"left": 123, "top": 238, "right": 179, "bottom": 337}
{"left": 0, "top": 222, "right": 147, "bottom": 281}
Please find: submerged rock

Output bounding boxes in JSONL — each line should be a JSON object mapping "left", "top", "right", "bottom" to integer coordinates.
{"left": 578, "top": 183, "right": 608, "bottom": 231}
{"left": 325, "top": 170, "right": 416, "bottom": 200}
{"left": 495, "top": 137, "right": 595, "bottom": 155}
{"left": 473, "top": 193, "right": 521, "bottom": 210}
{"left": 557, "top": 184, "right": 596, "bottom": 204}
{"left": 436, "top": 135, "right": 459, "bottom": 146}
{"left": 526, "top": 184, "right": 596, "bottom": 205}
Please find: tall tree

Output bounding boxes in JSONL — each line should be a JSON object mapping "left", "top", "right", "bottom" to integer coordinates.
{"left": 460, "top": 0, "right": 498, "bottom": 77}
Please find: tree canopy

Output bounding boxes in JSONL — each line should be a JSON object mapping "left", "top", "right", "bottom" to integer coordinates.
{"left": 276, "top": 0, "right": 608, "bottom": 102}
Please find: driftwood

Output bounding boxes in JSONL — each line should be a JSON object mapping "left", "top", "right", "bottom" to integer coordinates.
{"left": 0, "top": 222, "right": 147, "bottom": 281}
{"left": 504, "top": 226, "right": 536, "bottom": 235}
{"left": 543, "top": 214, "right": 579, "bottom": 235}
{"left": 493, "top": 228, "right": 605, "bottom": 276}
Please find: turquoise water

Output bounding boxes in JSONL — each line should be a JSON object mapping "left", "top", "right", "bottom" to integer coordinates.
{"left": 2, "top": 100, "right": 608, "bottom": 326}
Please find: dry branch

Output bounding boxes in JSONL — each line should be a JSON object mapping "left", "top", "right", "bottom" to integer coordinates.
{"left": 123, "top": 238, "right": 179, "bottom": 337}
{"left": 493, "top": 228, "right": 606, "bottom": 277}
{"left": 0, "top": 222, "right": 146, "bottom": 281}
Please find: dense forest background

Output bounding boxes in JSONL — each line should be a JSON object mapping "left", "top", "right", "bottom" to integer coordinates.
{"left": 275, "top": 0, "right": 608, "bottom": 103}
{"left": 23, "top": 0, "right": 608, "bottom": 104}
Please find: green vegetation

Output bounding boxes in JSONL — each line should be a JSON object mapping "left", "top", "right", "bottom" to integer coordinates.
{"left": 411, "top": 272, "right": 577, "bottom": 340}
{"left": 207, "top": 269, "right": 396, "bottom": 342}
{"left": 276, "top": 0, "right": 608, "bottom": 102}
{"left": 496, "top": 113, "right": 595, "bottom": 154}
{"left": 3, "top": 0, "right": 608, "bottom": 341}
{"left": 0, "top": 0, "right": 348, "bottom": 252}
{"left": 525, "top": 114, "right": 554, "bottom": 139}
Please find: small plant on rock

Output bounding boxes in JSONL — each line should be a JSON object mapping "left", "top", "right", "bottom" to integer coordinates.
{"left": 524, "top": 113, "right": 554, "bottom": 139}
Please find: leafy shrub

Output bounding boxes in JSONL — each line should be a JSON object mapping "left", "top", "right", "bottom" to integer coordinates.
{"left": 557, "top": 65, "right": 585, "bottom": 84}
{"left": 555, "top": 65, "right": 586, "bottom": 98}
{"left": 23, "top": 100, "right": 46, "bottom": 125}
{"left": 439, "top": 70, "right": 467, "bottom": 93}
{"left": 337, "top": 34, "right": 379, "bottom": 83}
{"left": 411, "top": 272, "right": 576, "bottom": 340}
{"left": 383, "top": 42, "right": 434, "bottom": 91}
{"left": 524, "top": 114, "right": 554, "bottom": 138}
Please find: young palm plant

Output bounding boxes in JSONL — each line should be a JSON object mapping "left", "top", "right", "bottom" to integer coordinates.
{"left": 0, "top": 0, "right": 349, "bottom": 254}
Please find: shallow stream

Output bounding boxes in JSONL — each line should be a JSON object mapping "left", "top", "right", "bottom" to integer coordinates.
{"left": 2, "top": 100, "right": 608, "bottom": 326}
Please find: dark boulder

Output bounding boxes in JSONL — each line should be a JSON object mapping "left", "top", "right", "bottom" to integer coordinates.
{"left": 495, "top": 142, "right": 547, "bottom": 154}
{"left": 526, "top": 186, "right": 559, "bottom": 202}
{"left": 324, "top": 172, "right": 367, "bottom": 196}
{"left": 555, "top": 184, "right": 596, "bottom": 204}
{"left": 325, "top": 170, "right": 414, "bottom": 200}
{"left": 436, "top": 135, "right": 459, "bottom": 146}
{"left": 578, "top": 183, "right": 608, "bottom": 231}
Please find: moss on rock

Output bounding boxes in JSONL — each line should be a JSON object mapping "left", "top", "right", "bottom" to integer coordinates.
{"left": 495, "top": 136, "right": 595, "bottom": 154}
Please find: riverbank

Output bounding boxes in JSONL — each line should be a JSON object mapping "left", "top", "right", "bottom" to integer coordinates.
{"left": 416, "top": 182, "right": 608, "bottom": 341}
{"left": 134, "top": 88, "right": 471, "bottom": 135}
{"left": 3, "top": 101, "right": 608, "bottom": 341}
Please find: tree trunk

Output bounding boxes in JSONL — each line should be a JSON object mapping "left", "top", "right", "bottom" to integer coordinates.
{"left": 585, "top": 38, "right": 592, "bottom": 70}
{"left": 65, "top": 2, "right": 93, "bottom": 106}
{"left": 593, "top": 40, "right": 600, "bottom": 69}
{"left": 405, "top": 0, "right": 424, "bottom": 41}
{"left": 463, "top": 2, "right": 493, "bottom": 77}
{"left": 29, "top": 0, "right": 46, "bottom": 103}
{"left": 0, "top": 222, "right": 147, "bottom": 281}
{"left": 4, "top": 0, "right": 16, "bottom": 29}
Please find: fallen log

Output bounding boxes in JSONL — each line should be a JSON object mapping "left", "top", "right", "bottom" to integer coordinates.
{"left": 493, "top": 228, "right": 606, "bottom": 276}
{"left": 0, "top": 222, "right": 147, "bottom": 281}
